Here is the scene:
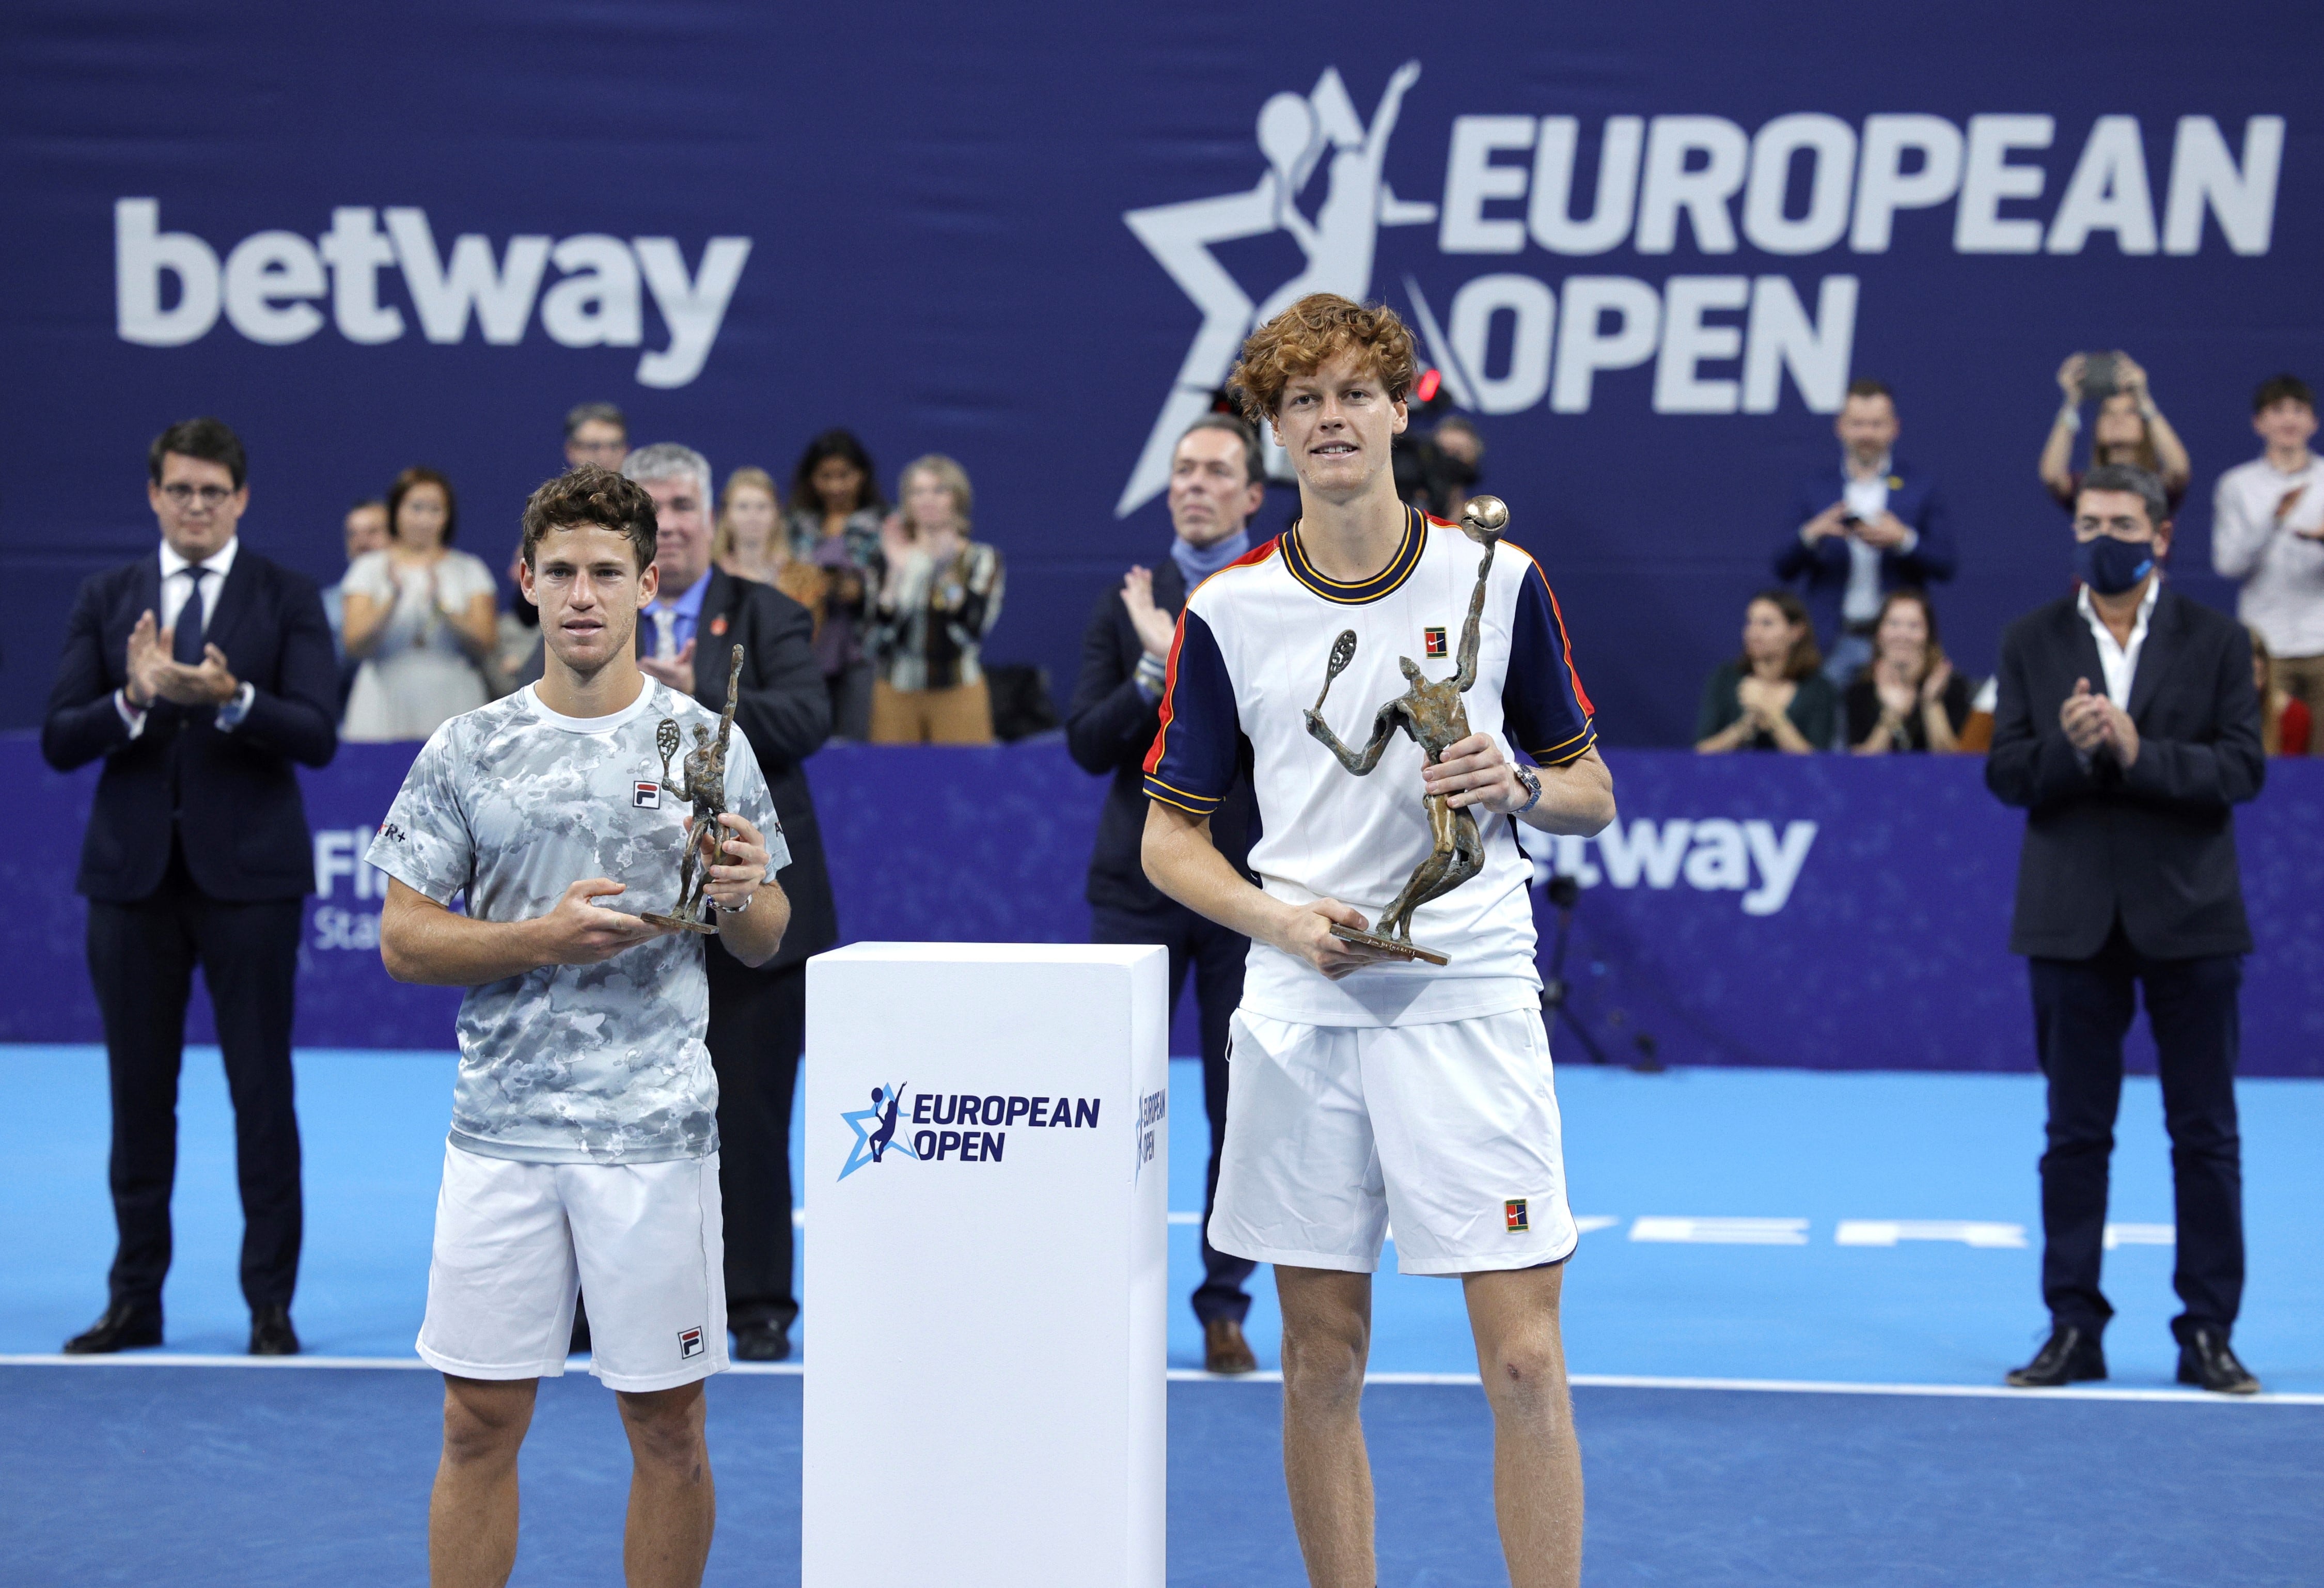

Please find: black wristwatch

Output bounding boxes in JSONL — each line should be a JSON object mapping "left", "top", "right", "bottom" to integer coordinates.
{"left": 1511, "top": 762, "right": 1543, "bottom": 815}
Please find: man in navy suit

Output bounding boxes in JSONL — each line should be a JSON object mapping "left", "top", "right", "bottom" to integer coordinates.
{"left": 1772, "top": 378, "right": 1956, "bottom": 687}
{"left": 1986, "top": 463, "right": 2265, "bottom": 1395}
{"left": 1066, "top": 414, "right": 1263, "bottom": 1375}
{"left": 41, "top": 418, "right": 338, "bottom": 1357}
{"left": 624, "top": 441, "right": 838, "bottom": 1363}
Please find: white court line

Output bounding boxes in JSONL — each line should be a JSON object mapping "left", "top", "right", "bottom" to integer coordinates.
{"left": 5, "top": 1353, "right": 2316, "bottom": 1405}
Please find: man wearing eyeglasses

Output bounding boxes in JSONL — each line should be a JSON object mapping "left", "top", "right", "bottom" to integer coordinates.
{"left": 41, "top": 417, "right": 339, "bottom": 1358}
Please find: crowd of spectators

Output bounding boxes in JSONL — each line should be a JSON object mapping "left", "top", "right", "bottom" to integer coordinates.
{"left": 323, "top": 404, "right": 1008, "bottom": 746}
{"left": 1696, "top": 363, "right": 2322, "bottom": 758}
{"left": 233, "top": 357, "right": 2324, "bottom": 763}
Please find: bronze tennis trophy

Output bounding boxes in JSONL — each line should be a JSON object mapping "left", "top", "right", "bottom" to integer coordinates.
{"left": 643, "top": 644, "right": 745, "bottom": 935}
{"left": 1301, "top": 495, "right": 1511, "bottom": 967}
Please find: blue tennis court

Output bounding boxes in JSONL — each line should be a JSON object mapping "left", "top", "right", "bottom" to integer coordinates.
{"left": 4, "top": 1046, "right": 2320, "bottom": 1584}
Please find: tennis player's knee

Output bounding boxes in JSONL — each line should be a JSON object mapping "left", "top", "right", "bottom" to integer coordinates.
{"left": 617, "top": 1383, "right": 708, "bottom": 1471}
{"left": 441, "top": 1376, "right": 536, "bottom": 1466}
{"left": 1280, "top": 1315, "right": 1369, "bottom": 1407}
{"left": 1478, "top": 1334, "right": 1569, "bottom": 1418}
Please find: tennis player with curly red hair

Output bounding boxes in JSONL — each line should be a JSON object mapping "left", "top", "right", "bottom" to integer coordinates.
{"left": 1141, "top": 293, "right": 1615, "bottom": 1588}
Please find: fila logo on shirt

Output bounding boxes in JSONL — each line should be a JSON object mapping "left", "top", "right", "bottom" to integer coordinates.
{"left": 633, "top": 781, "right": 662, "bottom": 809}
{"left": 1423, "top": 625, "right": 1449, "bottom": 658}
{"left": 678, "top": 1326, "right": 705, "bottom": 1360}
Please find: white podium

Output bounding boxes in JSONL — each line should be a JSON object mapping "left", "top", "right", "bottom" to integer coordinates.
{"left": 803, "top": 943, "right": 1170, "bottom": 1588}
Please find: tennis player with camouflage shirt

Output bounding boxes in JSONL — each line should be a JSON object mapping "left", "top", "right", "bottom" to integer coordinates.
{"left": 372, "top": 465, "right": 789, "bottom": 1588}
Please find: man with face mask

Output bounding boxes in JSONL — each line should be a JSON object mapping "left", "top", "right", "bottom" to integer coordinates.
{"left": 1986, "top": 462, "right": 2266, "bottom": 1395}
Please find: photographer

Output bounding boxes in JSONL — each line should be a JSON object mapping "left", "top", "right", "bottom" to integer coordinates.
{"left": 1394, "top": 415, "right": 1484, "bottom": 522}
{"left": 2038, "top": 352, "right": 2191, "bottom": 516}
{"left": 1772, "top": 378, "right": 1956, "bottom": 686}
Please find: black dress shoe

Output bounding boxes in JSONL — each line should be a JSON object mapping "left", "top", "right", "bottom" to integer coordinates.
{"left": 62, "top": 1301, "right": 162, "bottom": 1355}
{"left": 732, "top": 1318, "right": 791, "bottom": 1362}
{"left": 249, "top": 1304, "right": 300, "bottom": 1357}
{"left": 2177, "top": 1327, "right": 2260, "bottom": 1395}
{"left": 2005, "top": 1325, "right": 2106, "bottom": 1387}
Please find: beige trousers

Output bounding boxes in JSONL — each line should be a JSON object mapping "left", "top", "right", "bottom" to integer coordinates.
{"left": 868, "top": 678, "right": 994, "bottom": 745}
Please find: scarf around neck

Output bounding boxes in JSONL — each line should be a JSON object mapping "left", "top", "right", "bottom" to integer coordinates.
{"left": 1170, "top": 527, "right": 1251, "bottom": 590}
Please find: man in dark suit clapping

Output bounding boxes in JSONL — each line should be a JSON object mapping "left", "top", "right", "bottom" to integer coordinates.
{"left": 625, "top": 442, "right": 838, "bottom": 1362}
{"left": 1987, "top": 463, "right": 2266, "bottom": 1395}
{"left": 42, "top": 418, "right": 339, "bottom": 1357}
{"left": 1067, "top": 415, "right": 1264, "bottom": 1374}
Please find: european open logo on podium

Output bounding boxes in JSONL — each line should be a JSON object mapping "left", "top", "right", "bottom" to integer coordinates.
{"left": 806, "top": 944, "right": 1170, "bottom": 1588}
{"left": 839, "top": 1081, "right": 1130, "bottom": 1178}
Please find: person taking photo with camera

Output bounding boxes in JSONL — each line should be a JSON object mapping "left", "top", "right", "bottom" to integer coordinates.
{"left": 2039, "top": 351, "right": 2192, "bottom": 517}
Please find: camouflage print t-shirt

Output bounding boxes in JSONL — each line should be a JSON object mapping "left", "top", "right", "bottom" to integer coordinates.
{"left": 366, "top": 680, "right": 788, "bottom": 1165}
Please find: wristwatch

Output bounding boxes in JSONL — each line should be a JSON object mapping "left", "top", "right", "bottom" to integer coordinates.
{"left": 1510, "top": 762, "right": 1543, "bottom": 815}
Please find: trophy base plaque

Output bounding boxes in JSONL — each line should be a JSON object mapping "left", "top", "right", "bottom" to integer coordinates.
{"left": 642, "top": 912, "right": 721, "bottom": 936}
{"left": 1329, "top": 924, "right": 1451, "bottom": 967}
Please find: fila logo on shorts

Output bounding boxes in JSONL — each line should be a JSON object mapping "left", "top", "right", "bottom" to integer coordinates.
{"left": 1423, "top": 625, "right": 1448, "bottom": 658}
{"left": 678, "top": 1326, "right": 705, "bottom": 1359}
{"left": 1506, "top": 1199, "right": 1530, "bottom": 1233}
{"left": 633, "top": 781, "right": 662, "bottom": 809}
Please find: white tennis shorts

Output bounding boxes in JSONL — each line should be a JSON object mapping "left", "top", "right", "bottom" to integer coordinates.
{"left": 1208, "top": 1007, "right": 1578, "bottom": 1277}
{"left": 416, "top": 1142, "right": 729, "bottom": 1392}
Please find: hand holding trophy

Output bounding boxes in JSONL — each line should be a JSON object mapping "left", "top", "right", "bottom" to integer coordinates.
{"left": 642, "top": 646, "right": 745, "bottom": 935}
{"left": 1301, "top": 495, "right": 1511, "bottom": 967}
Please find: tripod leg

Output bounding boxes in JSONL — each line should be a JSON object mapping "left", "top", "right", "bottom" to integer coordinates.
{"left": 1553, "top": 1004, "right": 1616, "bottom": 1067}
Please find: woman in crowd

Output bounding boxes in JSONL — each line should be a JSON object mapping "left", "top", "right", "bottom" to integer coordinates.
{"left": 716, "top": 466, "right": 826, "bottom": 616}
{"left": 2039, "top": 351, "right": 2192, "bottom": 515}
{"left": 2251, "top": 627, "right": 2314, "bottom": 756}
{"left": 867, "top": 454, "right": 1005, "bottom": 745}
{"left": 784, "top": 430, "right": 886, "bottom": 738}
{"left": 1695, "top": 589, "right": 1835, "bottom": 753}
{"left": 339, "top": 466, "right": 498, "bottom": 742}
{"left": 1845, "top": 589, "right": 1970, "bottom": 753}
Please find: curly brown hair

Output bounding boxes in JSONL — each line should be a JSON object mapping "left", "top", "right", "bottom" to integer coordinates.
{"left": 1230, "top": 294, "right": 1418, "bottom": 425}
{"left": 520, "top": 465, "right": 658, "bottom": 572}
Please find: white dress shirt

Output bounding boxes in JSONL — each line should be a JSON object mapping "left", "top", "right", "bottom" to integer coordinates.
{"left": 1827, "top": 451, "right": 1920, "bottom": 624}
{"left": 2210, "top": 449, "right": 2324, "bottom": 656}
{"left": 118, "top": 538, "right": 257, "bottom": 735}
{"left": 2077, "top": 575, "right": 2160, "bottom": 709}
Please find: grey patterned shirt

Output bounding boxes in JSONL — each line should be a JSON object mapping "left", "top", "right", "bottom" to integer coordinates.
{"left": 366, "top": 681, "right": 788, "bottom": 1165}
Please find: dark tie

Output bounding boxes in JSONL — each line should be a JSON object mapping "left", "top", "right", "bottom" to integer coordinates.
{"left": 174, "top": 567, "right": 210, "bottom": 665}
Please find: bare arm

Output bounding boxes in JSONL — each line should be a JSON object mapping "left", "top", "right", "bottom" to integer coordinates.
{"left": 448, "top": 590, "right": 500, "bottom": 659}
{"left": 1695, "top": 717, "right": 1756, "bottom": 754}
{"left": 2142, "top": 402, "right": 2192, "bottom": 493}
{"left": 1424, "top": 736, "right": 1615, "bottom": 837}
{"left": 2117, "top": 355, "right": 2191, "bottom": 492}
{"left": 380, "top": 876, "right": 673, "bottom": 986}
{"left": 1141, "top": 801, "right": 1403, "bottom": 981}
{"left": 700, "top": 811, "right": 790, "bottom": 969}
{"left": 339, "top": 588, "right": 394, "bottom": 657}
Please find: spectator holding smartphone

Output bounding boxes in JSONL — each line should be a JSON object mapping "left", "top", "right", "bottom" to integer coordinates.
{"left": 1772, "top": 378, "right": 1956, "bottom": 686}
{"left": 2040, "top": 352, "right": 2191, "bottom": 517}
{"left": 1846, "top": 589, "right": 1970, "bottom": 753}
{"left": 2212, "top": 374, "right": 2324, "bottom": 730}
{"left": 1695, "top": 590, "right": 1835, "bottom": 753}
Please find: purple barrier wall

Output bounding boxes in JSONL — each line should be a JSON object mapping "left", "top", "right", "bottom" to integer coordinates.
{"left": 4, "top": 735, "right": 2318, "bottom": 1075}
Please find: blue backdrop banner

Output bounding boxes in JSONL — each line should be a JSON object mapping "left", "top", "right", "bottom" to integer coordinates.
{"left": 4, "top": 4, "right": 2321, "bottom": 744}
{"left": 5, "top": 737, "right": 2318, "bottom": 1077}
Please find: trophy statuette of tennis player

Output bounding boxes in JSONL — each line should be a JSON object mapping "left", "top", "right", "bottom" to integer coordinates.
{"left": 1301, "top": 495, "right": 1511, "bottom": 967}
{"left": 642, "top": 644, "right": 745, "bottom": 936}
